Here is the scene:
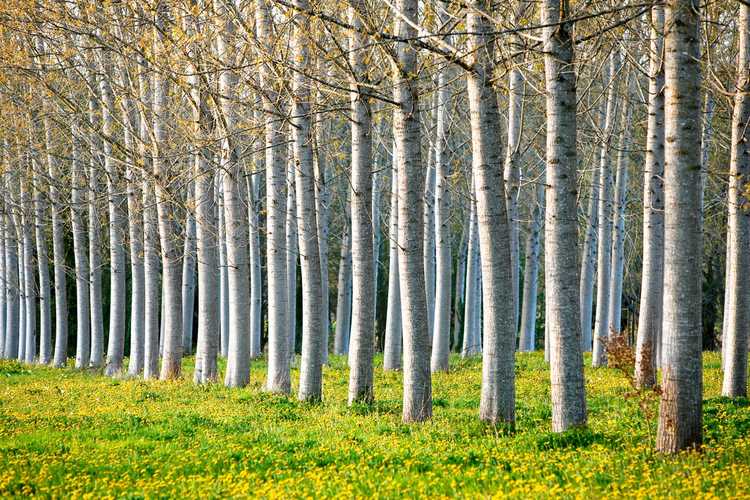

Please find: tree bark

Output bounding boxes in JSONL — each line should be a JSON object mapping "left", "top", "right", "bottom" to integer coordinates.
{"left": 541, "top": 0, "right": 588, "bottom": 431}
{"left": 721, "top": 3, "right": 750, "bottom": 398}
{"left": 383, "top": 154, "right": 401, "bottom": 370}
{"left": 519, "top": 183, "right": 544, "bottom": 352}
{"left": 656, "top": 0, "right": 704, "bottom": 453}
{"left": 393, "top": 0, "right": 431, "bottom": 422}
{"left": 635, "top": 5, "right": 666, "bottom": 389}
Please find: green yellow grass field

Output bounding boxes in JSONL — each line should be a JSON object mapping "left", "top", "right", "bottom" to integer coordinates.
{"left": 1, "top": 352, "right": 748, "bottom": 498}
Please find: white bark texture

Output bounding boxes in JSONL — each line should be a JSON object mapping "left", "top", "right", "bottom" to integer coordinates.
{"left": 542, "top": 0, "right": 588, "bottom": 431}
{"left": 656, "top": 0, "right": 704, "bottom": 453}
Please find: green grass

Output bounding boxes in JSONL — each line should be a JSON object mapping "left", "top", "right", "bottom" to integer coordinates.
{"left": 1, "top": 352, "right": 748, "bottom": 498}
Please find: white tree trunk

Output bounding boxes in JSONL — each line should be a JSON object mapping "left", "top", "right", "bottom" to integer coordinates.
{"left": 393, "top": 0, "right": 432, "bottom": 422}
{"left": 542, "top": 0, "right": 588, "bottom": 431}
{"left": 249, "top": 111, "right": 263, "bottom": 360}
{"left": 3, "top": 171, "right": 19, "bottom": 360}
{"left": 99, "top": 61, "right": 128, "bottom": 377}
{"left": 314, "top": 113, "right": 331, "bottom": 365}
{"left": 0, "top": 198, "right": 6, "bottom": 359}
{"left": 70, "top": 128, "right": 90, "bottom": 369}
{"left": 87, "top": 88, "right": 105, "bottom": 369}
{"left": 334, "top": 226, "right": 352, "bottom": 355}
{"left": 215, "top": 1, "right": 252, "bottom": 388}
{"left": 286, "top": 155, "right": 298, "bottom": 363}
{"left": 467, "top": 1, "right": 517, "bottom": 425}
{"left": 462, "top": 196, "right": 481, "bottom": 358}
{"left": 217, "top": 179, "right": 229, "bottom": 358}
{"left": 31, "top": 144, "right": 52, "bottom": 365}
{"left": 181, "top": 197, "right": 196, "bottom": 356}
{"left": 635, "top": 5, "right": 665, "bottom": 388}
{"left": 383, "top": 155, "right": 401, "bottom": 370}
{"left": 347, "top": 0, "right": 375, "bottom": 404}
{"left": 153, "top": 6, "right": 183, "bottom": 380}
{"left": 292, "top": 0, "right": 325, "bottom": 402}
{"left": 452, "top": 212, "right": 469, "bottom": 351}
{"left": 257, "top": 0, "right": 290, "bottom": 394}
{"left": 21, "top": 173, "right": 36, "bottom": 364}
{"left": 591, "top": 51, "right": 621, "bottom": 367}
{"left": 721, "top": 4, "right": 750, "bottom": 398}
{"left": 519, "top": 183, "right": 544, "bottom": 352}
{"left": 431, "top": 61, "right": 452, "bottom": 373}
{"left": 656, "top": 0, "right": 704, "bottom": 453}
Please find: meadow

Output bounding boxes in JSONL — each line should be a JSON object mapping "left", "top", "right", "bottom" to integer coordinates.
{"left": 1, "top": 352, "right": 748, "bottom": 498}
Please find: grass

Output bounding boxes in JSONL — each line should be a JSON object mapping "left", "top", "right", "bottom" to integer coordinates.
{"left": 1, "top": 352, "right": 748, "bottom": 498}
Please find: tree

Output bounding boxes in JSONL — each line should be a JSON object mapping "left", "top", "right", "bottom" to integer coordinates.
{"left": 541, "top": 0, "right": 587, "bottom": 431}
{"left": 721, "top": 3, "right": 750, "bottom": 399}
{"left": 656, "top": 0, "right": 703, "bottom": 453}
{"left": 635, "top": 4, "right": 665, "bottom": 389}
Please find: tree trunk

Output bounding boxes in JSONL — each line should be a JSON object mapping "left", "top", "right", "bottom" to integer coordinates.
{"left": 31, "top": 141, "right": 52, "bottom": 365}
{"left": 181, "top": 196, "right": 196, "bottom": 356}
{"left": 3, "top": 174, "right": 20, "bottom": 360}
{"left": 462, "top": 195, "right": 480, "bottom": 358}
{"left": 467, "top": 0, "right": 516, "bottom": 426}
{"left": 519, "top": 183, "right": 544, "bottom": 352}
{"left": 656, "top": 0, "right": 703, "bottom": 453}
{"left": 578, "top": 102, "right": 602, "bottom": 352}
{"left": 608, "top": 89, "right": 632, "bottom": 337}
{"left": 635, "top": 5, "right": 665, "bottom": 389}
{"left": 21, "top": 173, "right": 36, "bottom": 364}
{"left": 292, "top": 0, "right": 325, "bottom": 402}
{"left": 286, "top": 155, "right": 298, "bottom": 362}
{"left": 591, "top": 51, "right": 620, "bottom": 367}
{"left": 87, "top": 85, "right": 105, "bottom": 369}
{"left": 541, "top": 0, "right": 588, "bottom": 431}
{"left": 257, "top": 0, "right": 290, "bottom": 394}
{"left": 721, "top": 4, "right": 750, "bottom": 398}
{"left": 431, "top": 61, "right": 452, "bottom": 373}
{"left": 99, "top": 59, "right": 128, "bottom": 377}
{"left": 347, "top": 0, "right": 375, "bottom": 404}
{"left": 215, "top": 0, "right": 252, "bottom": 388}
{"left": 383, "top": 154, "right": 401, "bottom": 370}
{"left": 69, "top": 128, "right": 91, "bottom": 369}
{"left": 153, "top": 5, "right": 183, "bottom": 380}
{"left": 334, "top": 222, "right": 352, "bottom": 355}
{"left": 393, "top": 0, "right": 431, "bottom": 422}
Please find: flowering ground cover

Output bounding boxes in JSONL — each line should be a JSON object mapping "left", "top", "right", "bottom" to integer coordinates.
{"left": 1, "top": 352, "right": 748, "bottom": 498}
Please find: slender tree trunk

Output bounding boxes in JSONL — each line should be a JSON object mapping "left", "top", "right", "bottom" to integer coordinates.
{"left": 292, "top": 0, "right": 325, "bottom": 402}
{"left": 334, "top": 226, "right": 352, "bottom": 355}
{"left": 314, "top": 95, "right": 331, "bottom": 365}
{"left": 466, "top": 1, "right": 516, "bottom": 425}
{"left": 462, "top": 195, "right": 480, "bottom": 358}
{"left": 721, "top": 4, "right": 750, "bottom": 398}
{"left": 191, "top": 28, "right": 219, "bottom": 382}
{"left": 153, "top": 5, "right": 183, "bottom": 380}
{"left": 452, "top": 212, "right": 468, "bottom": 352}
{"left": 393, "top": 0, "right": 431, "bottom": 422}
{"left": 383, "top": 156, "right": 402, "bottom": 370}
{"left": 519, "top": 183, "right": 544, "bottom": 352}
{"left": 431, "top": 27, "right": 452, "bottom": 371}
{"left": 31, "top": 144, "right": 52, "bottom": 365}
{"left": 347, "top": 0, "right": 375, "bottom": 404}
{"left": 70, "top": 128, "right": 90, "bottom": 369}
{"left": 139, "top": 53, "right": 160, "bottom": 380}
{"left": 257, "top": 0, "right": 290, "bottom": 394}
{"left": 423, "top": 105, "right": 436, "bottom": 344}
{"left": 114, "top": 56, "right": 145, "bottom": 377}
{"left": 3, "top": 175, "right": 20, "bottom": 360}
{"left": 542, "top": 0, "right": 587, "bottom": 431}
{"left": 635, "top": 5, "right": 666, "bottom": 389}
{"left": 0, "top": 199, "right": 5, "bottom": 359}
{"left": 87, "top": 87, "right": 105, "bottom": 369}
{"left": 249, "top": 125, "right": 263, "bottom": 360}
{"left": 21, "top": 173, "right": 36, "bottom": 364}
{"left": 217, "top": 180, "right": 229, "bottom": 357}
{"left": 656, "top": 0, "right": 703, "bottom": 453}
{"left": 181, "top": 195, "right": 196, "bottom": 356}
{"left": 286, "top": 155, "right": 298, "bottom": 362}
{"left": 99, "top": 60, "right": 128, "bottom": 377}
{"left": 578, "top": 103, "right": 602, "bottom": 352}
{"left": 215, "top": 1, "right": 252, "bottom": 388}
{"left": 592, "top": 51, "right": 621, "bottom": 367}
{"left": 608, "top": 92, "right": 632, "bottom": 337}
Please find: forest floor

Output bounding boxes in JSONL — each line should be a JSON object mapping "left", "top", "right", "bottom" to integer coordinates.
{"left": 1, "top": 352, "right": 748, "bottom": 498}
